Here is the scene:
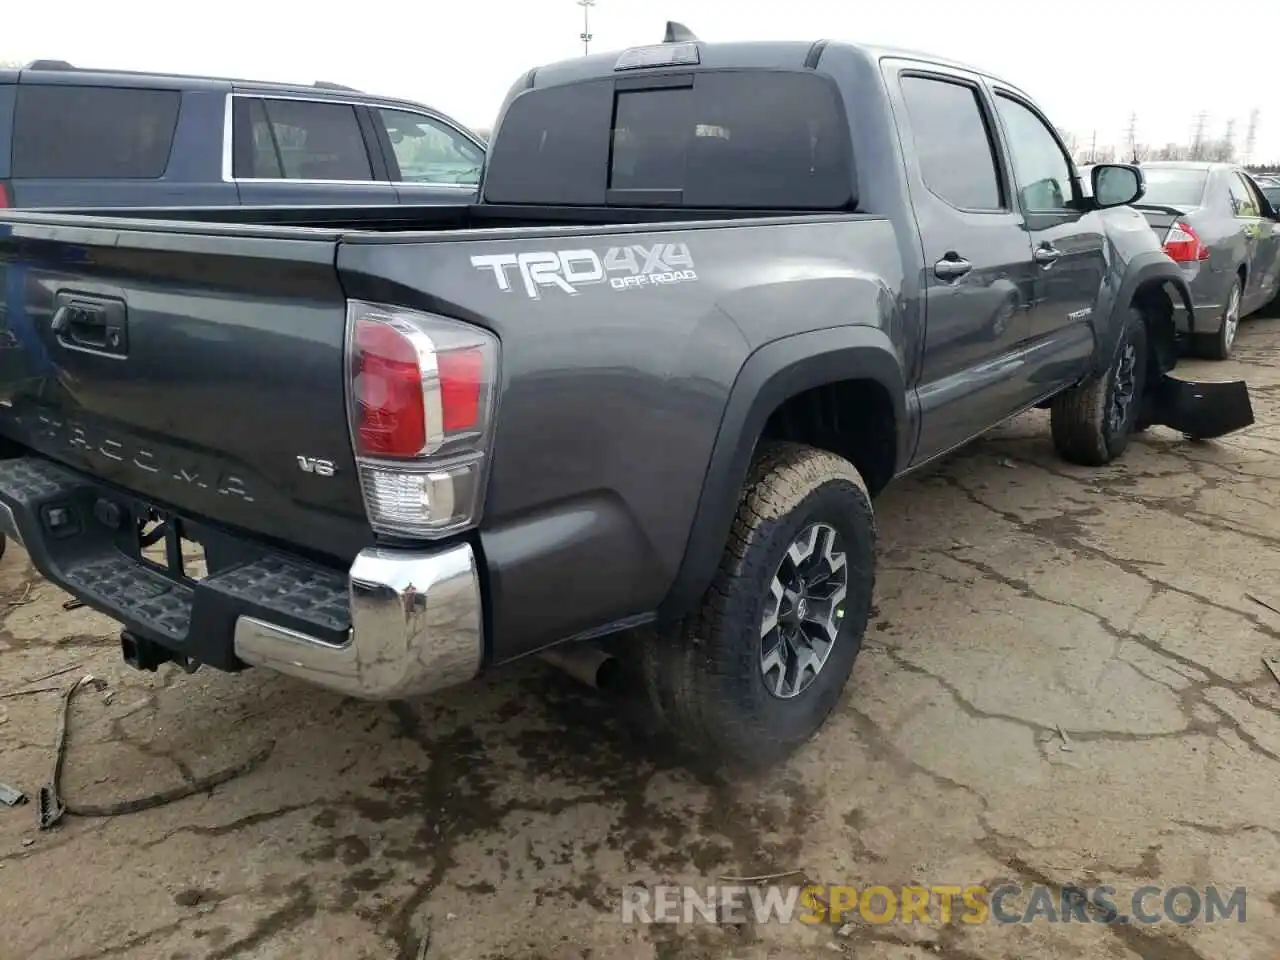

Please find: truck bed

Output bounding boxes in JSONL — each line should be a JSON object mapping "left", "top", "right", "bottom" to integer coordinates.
{"left": 0, "top": 202, "right": 898, "bottom": 661}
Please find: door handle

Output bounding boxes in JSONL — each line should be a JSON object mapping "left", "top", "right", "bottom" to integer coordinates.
{"left": 934, "top": 255, "right": 973, "bottom": 281}
{"left": 50, "top": 295, "right": 128, "bottom": 357}
{"left": 1033, "top": 245, "right": 1063, "bottom": 266}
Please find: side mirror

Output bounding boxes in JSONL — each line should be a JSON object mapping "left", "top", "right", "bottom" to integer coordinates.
{"left": 1091, "top": 163, "right": 1145, "bottom": 208}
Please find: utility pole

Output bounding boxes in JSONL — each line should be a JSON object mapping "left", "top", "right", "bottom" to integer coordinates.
{"left": 1089, "top": 129, "right": 1097, "bottom": 163}
{"left": 578, "top": 0, "right": 595, "bottom": 55}
{"left": 1244, "top": 108, "right": 1260, "bottom": 165}
{"left": 1125, "top": 112, "right": 1138, "bottom": 163}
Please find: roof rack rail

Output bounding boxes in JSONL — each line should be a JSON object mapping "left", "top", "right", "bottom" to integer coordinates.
{"left": 313, "top": 80, "right": 360, "bottom": 91}
{"left": 24, "top": 59, "right": 75, "bottom": 71}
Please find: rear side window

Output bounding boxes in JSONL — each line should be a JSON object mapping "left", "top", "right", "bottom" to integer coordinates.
{"left": 234, "top": 98, "right": 373, "bottom": 181}
{"left": 12, "top": 85, "right": 180, "bottom": 179}
{"left": 899, "top": 76, "right": 1002, "bottom": 211}
{"left": 1227, "top": 172, "right": 1260, "bottom": 217}
{"left": 484, "top": 71, "right": 853, "bottom": 209}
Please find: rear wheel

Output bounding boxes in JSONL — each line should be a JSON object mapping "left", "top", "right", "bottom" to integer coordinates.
{"left": 1050, "top": 307, "right": 1149, "bottom": 466}
{"left": 641, "top": 442, "right": 876, "bottom": 770}
{"left": 1194, "top": 276, "right": 1242, "bottom": 361}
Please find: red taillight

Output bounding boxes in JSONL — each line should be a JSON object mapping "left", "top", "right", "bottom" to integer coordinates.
{"left": 1163, "top": 221, "right": 1210, "bottom": 263}
{"left": 346, "top": 300, "right": 499, "bottom": 538}
{"left": 0, "top": 182, "right": 10, "bottom": 208}
{"left": 437, "top": 348, "right": 484, "bottom": 433}
{"left": 354, "top": 318, "right": 428, "bottom": 457}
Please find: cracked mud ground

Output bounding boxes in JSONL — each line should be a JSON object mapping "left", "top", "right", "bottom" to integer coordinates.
{"left": 5, "top": 320, "right": 1280, "bottom": 960}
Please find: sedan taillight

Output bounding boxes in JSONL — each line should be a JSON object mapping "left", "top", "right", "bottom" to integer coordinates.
{"left": 1163, "top": 221, "right": 1210, "bottom": 263}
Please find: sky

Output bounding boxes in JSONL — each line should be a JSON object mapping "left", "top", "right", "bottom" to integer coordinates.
{"left": 5, "top": 0, "right": 1278, "bottom": 163}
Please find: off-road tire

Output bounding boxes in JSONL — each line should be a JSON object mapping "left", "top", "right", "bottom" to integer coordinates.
{"left": 640, "top": 442, "right": 876, "bottom": 771}
{"left": 1050, "top": 307, "right": 1149, "bottom": 466}
{"left": 1192, "top": 275, "right": 1242, "bottom": 361}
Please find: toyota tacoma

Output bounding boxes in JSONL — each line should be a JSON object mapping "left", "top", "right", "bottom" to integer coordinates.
{"left": 0, "top": 25, "right": 1253, "bottom": 769}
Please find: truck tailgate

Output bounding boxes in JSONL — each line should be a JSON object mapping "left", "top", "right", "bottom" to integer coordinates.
{"left": 0, "top": 218, "right": 370, "bottom": 562}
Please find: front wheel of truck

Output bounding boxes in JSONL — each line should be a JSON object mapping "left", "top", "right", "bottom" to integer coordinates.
{"left": 1049, "top": 307, "right": 1149, "bottom": 467}
{"left": 642, "top": 442, "right": 876, "bottom": 771}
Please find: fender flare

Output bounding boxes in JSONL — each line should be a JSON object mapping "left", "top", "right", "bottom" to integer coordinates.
{"left": 658, "top": 325, "right": 910, "bottom": 619}
{"left": 1091, "top": 252, "right": 1194, "bottom": 379}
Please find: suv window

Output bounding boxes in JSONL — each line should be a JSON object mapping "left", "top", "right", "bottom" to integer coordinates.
{"left": 993, "top": 94, "right": 1074, "bottom": 213}
{"left": 12, "top": 85, "right": 180, "bottom": 179}
{"left": 1227, "top": 172, "right": 1260, "bottom": 217}
{"left": 484, "top": 70, "right": 853, "bottom": 209}
{"left": 899, "top": 75, "right": 1003, "bottom": 211}
{"left": 377, "top": 109, "right": 483, "bottom": 185}
{"left": 234, "top": 98, "right": 373, "bottom": 181}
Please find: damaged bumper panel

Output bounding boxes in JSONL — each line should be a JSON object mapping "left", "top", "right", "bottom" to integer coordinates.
{"left": 0, "top": 456, "right": 484, "bottom": 700}
{"left": 1145, "top": 373, "right": 1255, "bottom": 439}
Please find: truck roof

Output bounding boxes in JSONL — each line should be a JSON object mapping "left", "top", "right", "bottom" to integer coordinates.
{"left": 526, "top": 36, "right": 1023, "bottom": 97}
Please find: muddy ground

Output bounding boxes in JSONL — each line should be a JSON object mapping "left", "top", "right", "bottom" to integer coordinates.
{"left": 4, "top": 318, "right": 1280, "bottom": 960}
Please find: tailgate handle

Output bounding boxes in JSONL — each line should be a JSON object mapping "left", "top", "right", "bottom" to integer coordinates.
{"left": 51, "top": 295, "right": 128, "bottom": 357}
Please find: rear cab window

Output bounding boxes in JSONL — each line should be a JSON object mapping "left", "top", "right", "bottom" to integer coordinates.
{"left": 12, "top": 85, "right": 180, "bottom": 179}
{"left": 233, "top": 98, "right": 373, "bottom": 180}
{"left": 483, "top": 70, "right": 854, "bottom": 209}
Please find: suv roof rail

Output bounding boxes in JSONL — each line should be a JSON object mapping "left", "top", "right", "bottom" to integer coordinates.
{"left": 313, "top": 80, "right": 360, "bottom": 91}
{"left": 23, "top": 59, "right": 75, "bottom": 71}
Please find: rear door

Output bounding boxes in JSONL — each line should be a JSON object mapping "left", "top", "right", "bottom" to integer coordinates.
{"left": 988, "top": 88, "right": 1105, "bottom": 374}
{"left": 885, "top": 64, "right": 1036, "bottom": 464}
{"left": 230, "top": 95, "right": 396, "bottom": 205}
{"left": 367, "top": 106, "right": 484, "bottom": 204}
{"left": 1232, "top": 171, "right": 1280, "bottom": 310}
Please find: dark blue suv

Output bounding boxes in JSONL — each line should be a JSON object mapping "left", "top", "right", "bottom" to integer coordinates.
{"left": 0, "top": 60, "right": 486, "bottom": 208}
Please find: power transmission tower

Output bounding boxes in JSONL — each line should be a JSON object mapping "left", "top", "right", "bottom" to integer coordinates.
{"left": 578, "top": 0, "right": 595, "bottom": 55}
{"left": 1244, "top": 108, "right": 1261, "bottom": 164}
{"left": 1221, "top": 118, "right": 1237, "bottom": 162}
{"left": 1089, "top": 129, "right": 1097, "bottom": 163}
{"left": 1189, "top": 111, "right": 1209, "bottom": 160}
{"left": 1125, "top": 112, "right": 1138, "bottom": 162}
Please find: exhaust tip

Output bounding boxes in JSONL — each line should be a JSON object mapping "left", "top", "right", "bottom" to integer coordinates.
{"left": 539, "top": 643, "right": 621, "bottom": 691}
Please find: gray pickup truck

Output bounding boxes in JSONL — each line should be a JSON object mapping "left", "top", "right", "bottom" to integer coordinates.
{"left": 0, "top": 27, "right": 1254, "bottom": 769}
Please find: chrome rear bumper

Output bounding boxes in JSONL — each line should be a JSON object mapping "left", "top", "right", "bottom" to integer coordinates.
{"left": 233, "top": 542, "right": 483, "bottom": 700}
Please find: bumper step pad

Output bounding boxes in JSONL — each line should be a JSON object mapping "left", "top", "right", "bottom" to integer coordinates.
{"left": 0, "top": 456, "right": 350, "bottom": 668}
